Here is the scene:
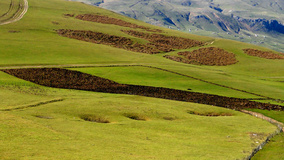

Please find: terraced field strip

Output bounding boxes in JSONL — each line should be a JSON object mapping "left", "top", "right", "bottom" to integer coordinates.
{"left": 1, "top": 63, "right": 282, "bottom": 102}
{"left": 0, "top": 0, "right": 28, "bottom": 25}
{"left": 1, "top": 68, "right": 283, "bottom": 111}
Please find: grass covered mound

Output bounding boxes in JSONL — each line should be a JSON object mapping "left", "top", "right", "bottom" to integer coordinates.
{"left": 243, "top": 49, "right": 284, "bottom": 59}
{"left": 1, "top": 68, "right": 283, "bottom": 111}
{"left": 75, "top": 14, "right": 162, "bottom": 32}
{"left": 166, "top": 47, "right": 238, "bottom": 66}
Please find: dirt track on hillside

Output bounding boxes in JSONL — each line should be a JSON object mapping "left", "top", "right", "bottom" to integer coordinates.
{"left": 0, "top": 0, "right": 28, "bottom": 25}
{"left": 1, "top": 68, "right": 283, "bottom": 111}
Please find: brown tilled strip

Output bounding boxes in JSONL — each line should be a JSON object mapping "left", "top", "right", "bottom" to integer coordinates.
{"left": 1, "top": 68, "right": 283, "bottom": 111}
{"left": 57, "top": 29, "right": 161, "bottom": 54}
{"left": 243, "top": 49, "right": 284, "bottom": 59}
{"left": 57, "top": 29, "right": 204, "bottom": 54}
{"left": 122, "top": 30, "right": 204, "bottom": 52}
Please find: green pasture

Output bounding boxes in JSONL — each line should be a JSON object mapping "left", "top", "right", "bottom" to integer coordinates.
{"left": 0, "top": 0, "right": 284, "bottom": 159}
{"left": 70, "top": 66, "right": 262, "bottom": 99}
{"left": 0, "top": 0, "right": 11, "bottom": 16}
{"left": 0, "top": 83, "right": 277, "bottom": 159}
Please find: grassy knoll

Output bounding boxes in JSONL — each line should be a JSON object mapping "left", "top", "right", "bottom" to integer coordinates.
{"left": 0, "top": 0, "right": 283, "bottom": 159}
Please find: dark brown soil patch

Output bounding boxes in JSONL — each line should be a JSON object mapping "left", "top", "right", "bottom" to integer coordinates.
{"left": 8, "top": 30, "right": 20, "bottom": 33}
{"left": 172, "top": 47, "right": 238, "bottom": 66}
{"left": 57, "top": 29, "right": 203, "bottom": 54}
{"left": 122, "top": 30, "right": 204, "bottom": 52}
{"left": 57, "top": 29, "right": 160, "bottom": 54}
{"left": 188, "top": 111, "right": 233, "bottom": 117}
{"left": 34, "top": 115, "right": 54, "bottom": 119}
{"left": 64, "top": 14, "right": 74, "bottom": 17}
{"left": 75, "top": 14, "right": 162, "bottom": 32}
{"left": 80, "top": 114, "right": 110, "bottom": 123}
{"left": 243, "top": 49, "right": 284, "bottom": 59}
{"left": 124, "top": 113, "right": 148, "bottom": 121}
{"left": 1, "top": 68, "right": 283, "bottom": 111}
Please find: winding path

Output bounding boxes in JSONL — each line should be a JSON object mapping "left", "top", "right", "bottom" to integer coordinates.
{"left": 0, "top": 0, "right": 28, "bottom": 25}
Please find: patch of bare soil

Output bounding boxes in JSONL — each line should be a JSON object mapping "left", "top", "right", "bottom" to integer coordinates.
{"left": 64, "top": 14, "right": 74, "bottom": 17}
{"left": 57, "top": 29, "right": 160, "bottom": 54}
{"left": 8, "top": 30, "right": 20, "bottom": 33}
{"left": 122, "top": 30, "right": 204, "bottom": 52}
{"left": 1, "top": 68, "right": 283, "bottom": 111}
{"left": 243, "top": 49, "right": 284, "bottom": 59}
{"left": 171, "top": 47, "right": 238, "bottom": 66}
{"left": 75, "top": 14, "right": 162, "bottom": 32}
{"left": 188, "top": 111, "right": 233, "bottom": 117}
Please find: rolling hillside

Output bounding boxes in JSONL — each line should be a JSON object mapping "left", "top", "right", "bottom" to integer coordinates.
{"left": 75, "top": 0, "right": 284, "bottom": 53}
{"left": 0, "top": 0, "right": 284, "bottom": 159}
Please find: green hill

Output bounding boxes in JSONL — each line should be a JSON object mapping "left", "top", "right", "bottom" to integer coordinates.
{"left": 0, "top": 0, "right": 283, "bottom": 159}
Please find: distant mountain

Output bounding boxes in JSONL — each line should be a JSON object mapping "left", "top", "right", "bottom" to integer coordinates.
{"left": 73, "top": 0, "right": 284, "bottom": 52}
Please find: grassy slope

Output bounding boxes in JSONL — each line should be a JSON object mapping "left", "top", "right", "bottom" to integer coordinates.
{"left": 0, "top": 0, "right": 11, "bottom": 16}
{"left": 0, "top": 0, "right": 283, "bottom": 159}
{"left": 0, "top": 74, "right": 276, "bottom": 159}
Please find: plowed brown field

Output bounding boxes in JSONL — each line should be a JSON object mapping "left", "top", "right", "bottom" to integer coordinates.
{"left": 243, "top": 49, "right": 284, "bottom": 59}
{"left": 122, "top": 30, "right": 204, "bottom": 52}
{"left": 167, "top": 47, "right": 238, "bottom": 66}
{"left": 1, "top": 68, "right": 283, "bottom": 111}
{"left": 57, "top": 29, "right": 160, "bottom": 54}
{"left": 57, "top": 29, "right": 204, "bottom": 54}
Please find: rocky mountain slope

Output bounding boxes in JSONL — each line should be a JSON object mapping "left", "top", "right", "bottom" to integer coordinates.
{"left": 72, "top": 0, "right": 284, "bottom": 52}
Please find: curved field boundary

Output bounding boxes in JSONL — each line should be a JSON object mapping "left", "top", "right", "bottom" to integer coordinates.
{"left": 0, "top": 0, "right": 28, "bottom": 26}
{"left": 241, "top": 110, "right": 283, "bottom": 160}
{"left": 66, "top": 64, "right": 281, "bottom": 101}
{"left": 0, "top": 98, "right": 64, "bottom": 111}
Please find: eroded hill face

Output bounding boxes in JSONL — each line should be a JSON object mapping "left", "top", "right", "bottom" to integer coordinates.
{"left": 72, "top": 0, "right": 284, "bottom": 53}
